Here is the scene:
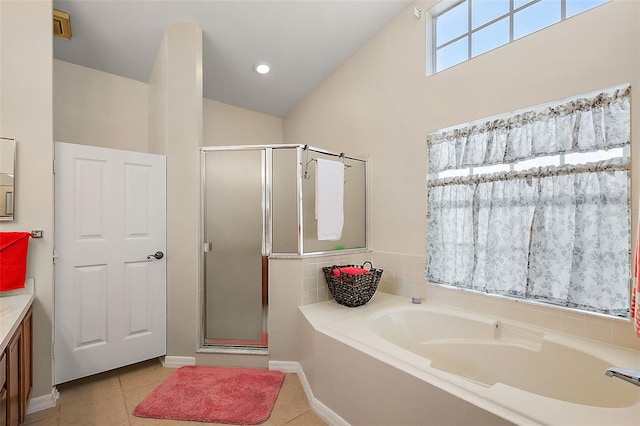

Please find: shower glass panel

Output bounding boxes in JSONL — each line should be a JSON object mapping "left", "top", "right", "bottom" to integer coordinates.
{"left": 302, "top": 152, "right": 366, "bottom": 253}
{"left": 271, "top": 148, "right": 298, "bottom": 254}
{"left": 203, "top": 149, "right": 266, "bottom": 346}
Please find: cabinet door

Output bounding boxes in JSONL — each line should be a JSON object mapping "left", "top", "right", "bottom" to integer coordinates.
{"left": 1, "top": 351, "right": 6, "bottom": 426}
{"left": 0, "top": 387, "right": 6, "bottom": 426}
{"left": 7, "top": 327, "right": 21, "bottom": 426}
{"left": 21, "top": 307, "right": 32, "bottom": 422}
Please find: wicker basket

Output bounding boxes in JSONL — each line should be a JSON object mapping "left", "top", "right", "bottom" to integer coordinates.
{"left": 322, "top": 261, "right": 383, "bottom": 307}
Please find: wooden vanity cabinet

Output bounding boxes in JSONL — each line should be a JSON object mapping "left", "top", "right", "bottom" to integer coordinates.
{"left": 0, "top": 351, "right": 6, "bottom": 426}
{"left": 6, "top": 325, "right": 20, "bottom": 426}
{"left": 2, "top": 305, "right": 33, "bottom": 426}
{"left": 20, "top": 308, "right": 32, "bottom": 422}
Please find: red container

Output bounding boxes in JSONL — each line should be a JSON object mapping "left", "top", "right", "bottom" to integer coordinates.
{"left": 0, "top": 232, "right": 31, "bottom": 291}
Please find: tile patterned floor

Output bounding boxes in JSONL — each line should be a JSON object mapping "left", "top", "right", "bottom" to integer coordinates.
{"left": 24, "top": 359, "right": 327, "bottom": 426}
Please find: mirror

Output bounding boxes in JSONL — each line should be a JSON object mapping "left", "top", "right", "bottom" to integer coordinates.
{"left": 0, "top": 138, "right": 15, "bottom": 221}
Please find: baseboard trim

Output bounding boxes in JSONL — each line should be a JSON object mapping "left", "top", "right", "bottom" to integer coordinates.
{"left": 162, "top": 355, "right": 196, "bottom": 368}
{"left": 26, "top": 387, "right": 59, "bottom": 415}
{"left": 268, "top": 360, "right": 349, "bottom": 426}
{"left": 268, "top": 360, "right": 300, "bottom": 373}
{"left": 312, "top": 398, "right": 350, "bottom": 426}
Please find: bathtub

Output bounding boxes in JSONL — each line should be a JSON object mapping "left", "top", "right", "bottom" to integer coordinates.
{"left": 299, "top": 292, "right": 640, "bottom": 425}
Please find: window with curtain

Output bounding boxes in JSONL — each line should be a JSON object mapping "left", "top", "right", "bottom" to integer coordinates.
{"left": 426, "top": 85, "right": 631, "bottom": 316}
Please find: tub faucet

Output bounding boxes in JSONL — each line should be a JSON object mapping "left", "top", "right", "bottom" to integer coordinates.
{"left": 605, "top": 367, "right": 640, "bottom": 387}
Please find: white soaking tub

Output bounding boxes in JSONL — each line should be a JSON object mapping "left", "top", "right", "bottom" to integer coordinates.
{"left": 299, "top": 292, "right": 640, "bottom": 425}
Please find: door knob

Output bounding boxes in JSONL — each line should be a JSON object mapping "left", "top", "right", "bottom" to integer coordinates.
{"left": 147, "top": 251, "right": 164, "bottom": 260}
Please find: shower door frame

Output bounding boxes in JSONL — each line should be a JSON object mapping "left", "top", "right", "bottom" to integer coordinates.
{"left": 200, "top": 145, "right": 297, "bottom": 350}
{"left": 200, "top": 144, "right": 368, "bottom": 350}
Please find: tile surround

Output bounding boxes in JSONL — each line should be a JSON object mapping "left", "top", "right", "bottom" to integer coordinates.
{"left": 295, "top": 247, "right": 638, "bottom": 350}
{"left": 301, "top": 251, "right": 372, "bottom": 305}
{"left": 299, "top": 250, "right": 427, "bottom": 305}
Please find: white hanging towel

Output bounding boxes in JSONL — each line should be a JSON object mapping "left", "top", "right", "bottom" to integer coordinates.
{"left": 315, "top": 158, "right": 344, "bottom": 241}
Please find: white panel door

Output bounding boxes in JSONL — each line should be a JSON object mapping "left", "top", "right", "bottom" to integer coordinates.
{"left": 54, "top": 142, "right": 166, "bottom": 384}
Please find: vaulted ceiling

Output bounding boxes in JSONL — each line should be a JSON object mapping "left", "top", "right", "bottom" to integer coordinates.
{"left": 53, "top": 0, "right": 410, "bottom": 117}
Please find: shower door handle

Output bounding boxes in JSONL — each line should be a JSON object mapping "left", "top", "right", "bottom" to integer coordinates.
{"left": 146, "top": 251, "right": 164, "bottom": 260}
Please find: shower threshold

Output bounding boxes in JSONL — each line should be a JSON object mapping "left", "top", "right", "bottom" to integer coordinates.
{"left": 201, "top": 332, "right": 268, "bottom": 355}
{"left": 197, "top": 345, "right": 269, "bottom": 356}
{"left": 207, "top": 332, "right": 268, "bottom": 347}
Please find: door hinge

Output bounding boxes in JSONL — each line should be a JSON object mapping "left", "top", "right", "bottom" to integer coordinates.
{"left": 53, "top": 250, "right": 58, "bottom": 264}
{"left": 53, "top": 158, "right": 56, "bottom": 174}
{"left": 203, "top": 242, "right": 212, "bottom": 253}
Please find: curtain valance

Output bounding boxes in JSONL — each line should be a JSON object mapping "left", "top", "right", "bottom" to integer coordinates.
{"left": 427, "top": 85, "right": 630, "bottom": 174}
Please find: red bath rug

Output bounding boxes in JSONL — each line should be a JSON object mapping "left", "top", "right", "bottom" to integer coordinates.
{"left": 133, "top": 366, "right": 285, "bottom": 425}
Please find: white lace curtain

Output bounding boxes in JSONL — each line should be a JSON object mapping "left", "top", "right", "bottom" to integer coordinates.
{"left": 426, "top": 86, "right": 631, "bottom": 315}
{"left": 428, "top": 86, "right": 630, "bottom": 173}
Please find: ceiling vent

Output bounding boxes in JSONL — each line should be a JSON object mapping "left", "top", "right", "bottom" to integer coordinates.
{"left": 53, "top": 9, "right": 72, "bottom": 39}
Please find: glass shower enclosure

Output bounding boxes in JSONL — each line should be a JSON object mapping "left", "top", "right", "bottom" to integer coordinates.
{"left": 201, "top": 145, "right": 366, "bottom": 349}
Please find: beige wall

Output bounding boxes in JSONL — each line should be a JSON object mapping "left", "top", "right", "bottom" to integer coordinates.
{"left": 284, "top": 0, "right": 640, "bottom": 256}
{"left": 53, "top": 58, "right": 283, "bottom": 154}
{"left": 0, "top": 0, "right": 54, "bottom": 399}
{"left": 53, "top": 60, "right": 149, "bottom": 152}
{"left": 147, "top": 21, "right": 203, "bottom": 357}
{"left": 52, "top": 62, "right": 283, "bottom": 152}
{"left": 148, "top": 32, "right": 169, "bottom": 156}
{"left": 203, "top": 98, "right": 282, "bottom": 146}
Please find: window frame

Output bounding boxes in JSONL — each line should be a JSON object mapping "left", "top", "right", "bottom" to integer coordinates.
{"left": 428, "top": 0, "right": 610, "bottom": 74}
{"left": 425, "top": 84, "right": 632, "bottom": 318}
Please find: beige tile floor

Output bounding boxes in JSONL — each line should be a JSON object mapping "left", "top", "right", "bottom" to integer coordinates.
{"left": 23, "top": 359, "right": 327, "bottom": 426}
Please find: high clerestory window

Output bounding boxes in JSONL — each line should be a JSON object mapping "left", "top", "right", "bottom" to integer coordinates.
{"left": 426, "top": 85, "right": 631, "bottom": 316}
{"left": 430, "top": 0, "right": 610, "bottom": 73}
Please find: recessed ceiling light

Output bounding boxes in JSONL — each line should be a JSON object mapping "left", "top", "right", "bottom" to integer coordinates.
{"left": 254, "top": 62, "right": 270, "bottom": 75}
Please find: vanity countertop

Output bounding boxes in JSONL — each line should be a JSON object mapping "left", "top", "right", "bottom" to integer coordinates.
{"left": 0, "top": 278, "right": 34, "bottom": 354}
